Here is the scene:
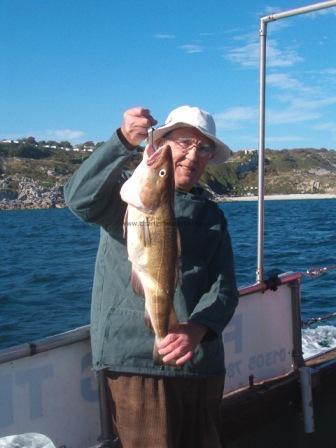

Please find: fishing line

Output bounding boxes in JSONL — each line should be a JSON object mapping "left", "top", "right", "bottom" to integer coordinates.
{"left": 301, "top": 264, "right": 336, "bottom": 327}
{"left": 303, "top": 264, "right": 336, "bottom": 279}
{"left": 302, "top": 312, "right": 336, "bottom": 328}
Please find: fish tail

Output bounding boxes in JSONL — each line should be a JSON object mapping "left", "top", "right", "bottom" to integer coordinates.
{"left": 153, "top": 336, "right": 180, "bottom": 368}
{"left": 153, "top": 338, "right": 163, "bottom": 365}
{"left": 168, "top": 308, "right": 178, "bottom": 331}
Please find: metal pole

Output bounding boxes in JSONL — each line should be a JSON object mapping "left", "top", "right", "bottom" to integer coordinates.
{"left": 94, "top": 369, "right": 119, "bottom": 447}
{"left": 299, "top": 366, "right": 315, "bottom": 433}
{"left": 261, "top": 0, "right": 336, "bottom": 22}
{"left": 256, "top": 0, "right": 336, "bottom": 284}
{"left": 290, "top": 280, "right": 304, "bottom": 370}
{"left": 256, "top": 19, "right": 267, "bottom": 284}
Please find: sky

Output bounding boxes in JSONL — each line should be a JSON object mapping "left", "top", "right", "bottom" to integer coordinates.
{"left": 0, "top": 0, "right": 335, "bottom": 150}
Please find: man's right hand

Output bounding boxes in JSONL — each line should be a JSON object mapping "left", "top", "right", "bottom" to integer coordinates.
{"left": 120, "top": 107, "right": 157, "bottom": 147}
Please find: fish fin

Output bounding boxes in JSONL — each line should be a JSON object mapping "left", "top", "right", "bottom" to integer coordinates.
{"left": 131, "top": 268, "right": 145, "bottom": 298}
{"left": 123, "top": 207, "right": 128, "bottom": 240}
{"left": 153, "top": 340, "right": 163, "bottom": 365}
{"left": 145, "top": 308, "right": 154, "bottom": 331}
{"left": 174, "top": 261, "right": 180, "bottom": 289}
{"left": 174, "top": 228, "right": 182, "bottom": 288}
{"left": 138, "top": 217, "right": 151, "bottom": 247}
{"left": 152, "top": 310, "right": 180, "bottom": 367}
{"left": 143, "top": 217, "right": 151, "bottom": 247}
{"left": 168, "top": 307, "right": 179, "bottom": 331}
{"left": 177, "top": 227, "right": 181, "bottom": 258}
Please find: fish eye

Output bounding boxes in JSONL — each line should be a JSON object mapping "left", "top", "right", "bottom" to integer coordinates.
{"left": 159, "top": 169, "right": 166, "bottom": 177}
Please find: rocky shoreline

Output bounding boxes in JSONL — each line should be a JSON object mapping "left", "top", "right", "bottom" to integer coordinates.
{"left": 2, "top": 176, "right": 336, "bottom": 211}
{"left": 0, "top": 177, "right": 66, "bottom": 210}
{"left": 2, "top": 144, "right": 336, "bottom": 210}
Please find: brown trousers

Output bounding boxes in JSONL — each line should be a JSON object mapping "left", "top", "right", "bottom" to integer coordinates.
{"left": 106, "top": 373, "right": 224, "bottom": 448}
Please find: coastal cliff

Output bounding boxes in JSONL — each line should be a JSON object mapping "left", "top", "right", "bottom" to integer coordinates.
{"left": 1, "top": 138, "right": 336, "bottom": 209}
{"left": 0, "top": 176, "right": 65, "bottom": 210}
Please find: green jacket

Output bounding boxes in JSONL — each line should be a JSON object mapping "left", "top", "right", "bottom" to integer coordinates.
{"left": 64, "top": 131, "right": 238, "bottom": 377}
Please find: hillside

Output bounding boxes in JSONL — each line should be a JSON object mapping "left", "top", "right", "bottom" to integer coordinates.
{"left": 202, "top": 148, "right": 336, "bottom": 197}
{"left": 0, "top": 138, "right": 141, "bottom": 209}
{"left": 1, "top": 138, "right": 336, "bottom": 209}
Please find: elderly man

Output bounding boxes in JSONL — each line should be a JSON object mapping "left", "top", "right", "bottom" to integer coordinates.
{"left": 64, "top": 105, "right": 238, "bottom": 448}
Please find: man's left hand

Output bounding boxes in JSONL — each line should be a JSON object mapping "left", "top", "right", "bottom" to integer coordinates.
{"left": 157, "top": 322, "right": 208, "bottom": 366}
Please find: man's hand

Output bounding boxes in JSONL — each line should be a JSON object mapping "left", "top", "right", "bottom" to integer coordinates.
{"left": 157, "top": 322, "right": 208, "bottom": 366}
{"left": 120, "top": 107, "right": 157, "bottom": 147}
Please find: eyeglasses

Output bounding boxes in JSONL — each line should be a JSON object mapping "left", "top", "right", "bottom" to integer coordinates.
{"left": 169, "top": 137, "right": 215, "bottom": 159}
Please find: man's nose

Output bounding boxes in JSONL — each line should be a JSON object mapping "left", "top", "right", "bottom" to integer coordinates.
{"left": 185, "top": 146, "right": 199, "bottom": 161}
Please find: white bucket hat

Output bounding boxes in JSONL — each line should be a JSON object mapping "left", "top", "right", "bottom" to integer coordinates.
{"left": 149, "top": 105, "right": 231, "bottom": 164}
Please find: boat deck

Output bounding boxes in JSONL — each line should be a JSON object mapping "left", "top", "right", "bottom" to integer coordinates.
{"left": 222, "top": 348, "right": 336, "bottom": 448}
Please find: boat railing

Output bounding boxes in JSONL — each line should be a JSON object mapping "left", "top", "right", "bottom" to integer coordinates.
{"left": 0, "top": 325, "right": 90, "bottom": 364}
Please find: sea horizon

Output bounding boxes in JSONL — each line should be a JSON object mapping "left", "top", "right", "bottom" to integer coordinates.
{"left": 2, "top": 192, "right": 336, "bottom": 212}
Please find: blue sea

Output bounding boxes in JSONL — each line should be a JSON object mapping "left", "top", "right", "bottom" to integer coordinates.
{"left": 1, "top": 199, "right": 336, "bottom": 356}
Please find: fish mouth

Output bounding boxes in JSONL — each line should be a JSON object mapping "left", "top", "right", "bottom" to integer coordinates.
{"left": 147, "top": 144, "right": 172, "bottom": 167}
{"left": 145, "top": 144, "right": 156, "bottom": 159}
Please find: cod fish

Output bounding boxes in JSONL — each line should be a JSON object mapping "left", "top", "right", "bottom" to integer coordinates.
{"left": 120, "top": 144, "right": 180, "bottom": 364}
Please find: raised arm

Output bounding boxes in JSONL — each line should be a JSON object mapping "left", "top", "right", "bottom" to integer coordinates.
{"left": 64, "top": 108, "right": 157, "bottom": 231}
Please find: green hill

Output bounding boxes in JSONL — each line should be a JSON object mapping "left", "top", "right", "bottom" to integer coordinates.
{"left": 1, "top": 138, "right": 336, "bottom": 207}
{"left": 202, "top": 148, "right": 336, "bottom": 196}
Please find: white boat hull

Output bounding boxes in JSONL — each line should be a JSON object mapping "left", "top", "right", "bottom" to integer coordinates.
{"left": 0, "top": 273, "right": 303, "bottom": 447}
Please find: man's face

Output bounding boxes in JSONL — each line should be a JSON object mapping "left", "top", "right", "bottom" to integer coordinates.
{"left": 159, "top": 127, "right": 214, "bottom": 191}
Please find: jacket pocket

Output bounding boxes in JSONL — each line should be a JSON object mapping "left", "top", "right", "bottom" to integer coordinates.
{"left": 99, "top": 307, "right": 154, "bottom": 368}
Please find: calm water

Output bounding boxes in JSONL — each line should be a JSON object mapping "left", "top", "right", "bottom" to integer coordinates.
{"left": 1, "top": 199, "right": 336, "bottom": 350}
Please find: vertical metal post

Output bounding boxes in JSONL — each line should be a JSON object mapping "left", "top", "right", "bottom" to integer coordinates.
{"left": 94, "top": 369, "right": 119, "bottom": 447}
{"left": 290, "top": 279, "right": 304, "bottom": 370}
{"left": 256, "top": 19, "right": 267, "bottom": 284}
{"left": 255, "top": 1, "right": 336, "bottom": 284}
{"left": 299, "top": 366, "right": 315, "bottom": 433}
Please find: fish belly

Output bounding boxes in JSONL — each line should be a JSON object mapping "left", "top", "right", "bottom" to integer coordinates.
{"left": 126, "top": 207, "right": 148, "bottom": 266}
{"left": 126, "top": 206, "right": 177, "bottom": 339}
